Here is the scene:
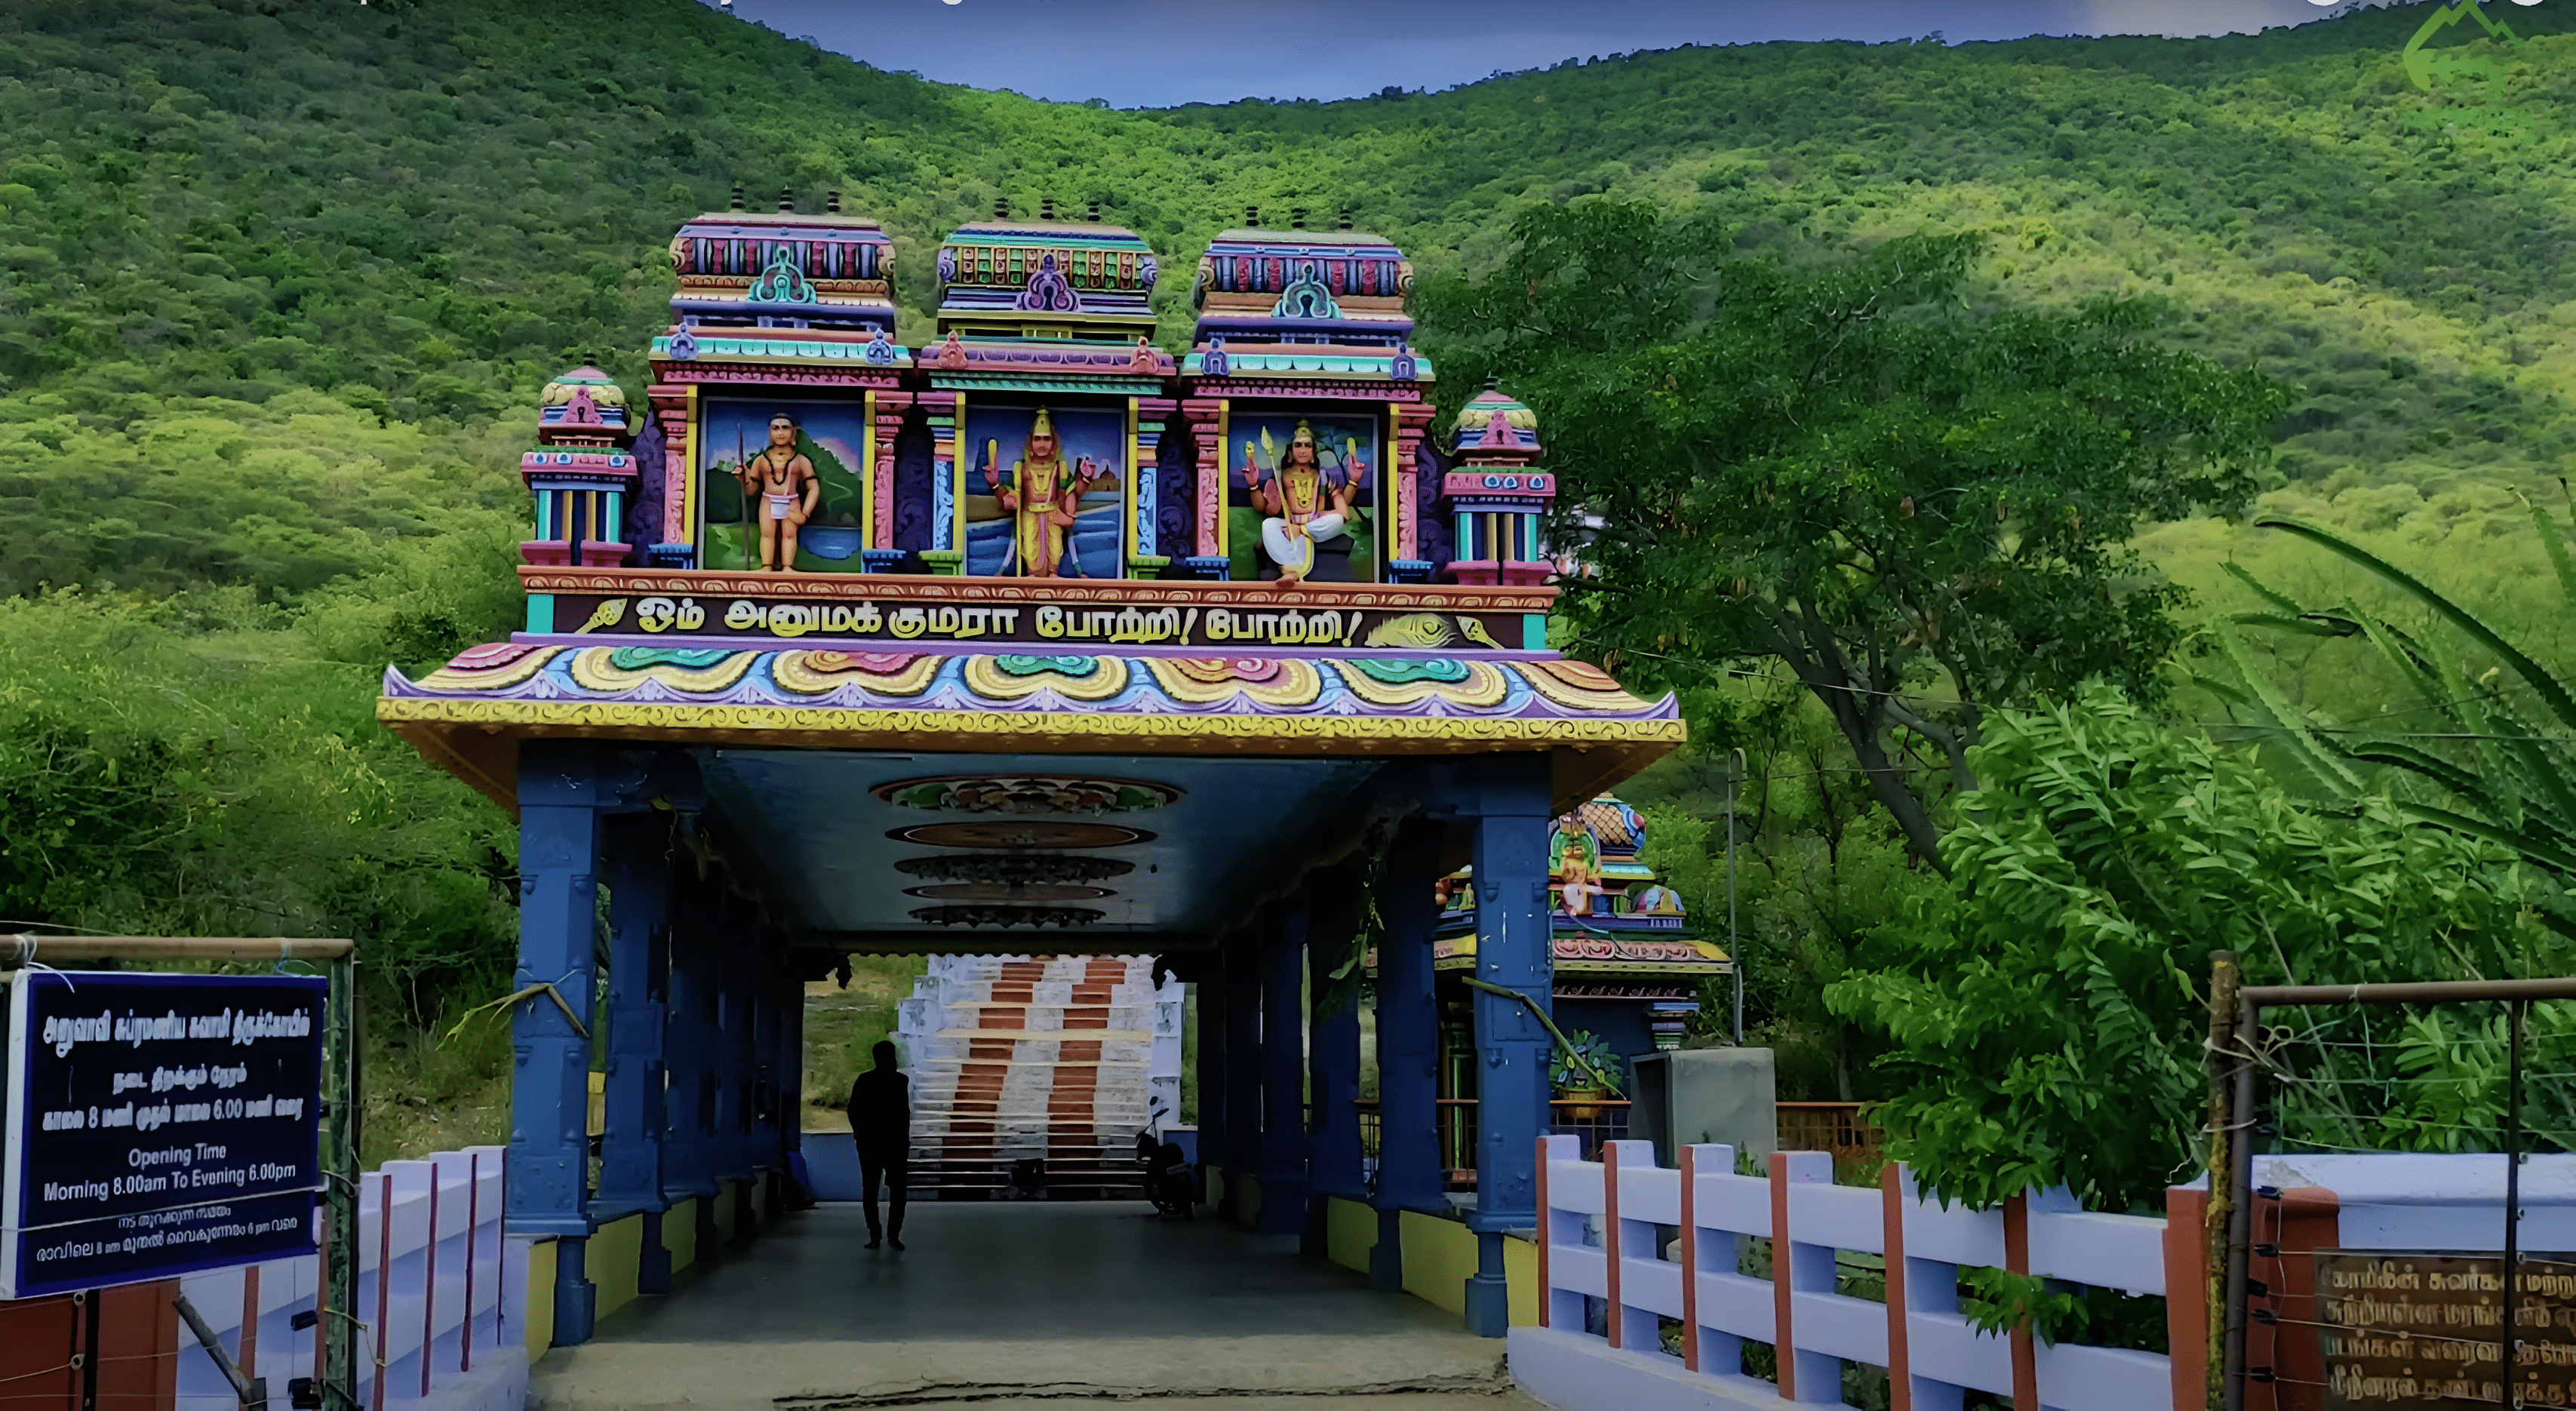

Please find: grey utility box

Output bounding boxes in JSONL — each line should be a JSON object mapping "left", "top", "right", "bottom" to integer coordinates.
{"left": 1628, "top": 1047, "right": 1777, "bottom": 1171}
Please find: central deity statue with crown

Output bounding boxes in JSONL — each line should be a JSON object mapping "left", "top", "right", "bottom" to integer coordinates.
{"left": 981, "top": 407, "right": 1097, "bottom": 578}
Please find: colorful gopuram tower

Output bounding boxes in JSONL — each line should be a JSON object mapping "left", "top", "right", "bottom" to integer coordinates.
{"left": 644, "top": 196, "right": 913, "bottom": 573}
{"left": 519, "top": 365, "right": 642, "bottom": 568}
{"left": 385, "top": 193, "right": 1688, "bottom": 1348}
{"left": 921, "top": 206, "right": 1176, "bottom": 579}
{"left": 1179, "top": 215, "right": 1434, "bottom": 584}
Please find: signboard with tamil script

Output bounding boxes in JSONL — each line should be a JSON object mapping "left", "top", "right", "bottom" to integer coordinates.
{"left": 2317, "top": 1250, "right": 2576, "bottom": 1411}
{"left": 2, "top": 970, "right": 327, "bottom": 1298}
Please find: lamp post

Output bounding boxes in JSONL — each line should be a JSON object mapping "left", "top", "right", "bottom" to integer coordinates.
{"left": 1728, "top": 747, "right": 1744, "bottom": 1046}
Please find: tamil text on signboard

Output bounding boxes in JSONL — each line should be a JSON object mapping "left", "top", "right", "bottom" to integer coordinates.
{"left": 2, "top": 970, "right": 327, "bottom": 1298}
{"left": 2319, "top": 1251, "right": 2576, "bottom": 1409}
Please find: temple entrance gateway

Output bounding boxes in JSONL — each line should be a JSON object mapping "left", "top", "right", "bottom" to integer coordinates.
{"left": 376, "top": 200, "right": 1690, "bottom": 1354}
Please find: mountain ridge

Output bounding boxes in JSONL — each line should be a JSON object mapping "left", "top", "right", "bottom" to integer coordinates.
{"left": 0, "top": 0, "right": 2569, "bottom": 597}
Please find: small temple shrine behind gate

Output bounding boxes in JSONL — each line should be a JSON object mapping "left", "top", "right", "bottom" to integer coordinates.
{"left": 377, "top": 194, "right": 1699, "bottom": 1348}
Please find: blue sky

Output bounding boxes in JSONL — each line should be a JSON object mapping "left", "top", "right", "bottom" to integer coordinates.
{"left": 723, "top": 0, "right": 2404, "bottom": 107}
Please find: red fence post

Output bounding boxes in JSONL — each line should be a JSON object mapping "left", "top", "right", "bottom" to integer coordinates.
{"left": 421, "top": 1164, "right": 440, "bottom": 1399}
{"left": 2166, "top": 1186, "right": 2210, "bottom": 1411}
{"left": 1883, "top": 1164, "right": 1912, "bottom": 1411}
{"left": 241, "top": 1264, "right": 261, "bottom": 1394}
{"left": 2003, "top": 1192, "right": 2038, "bottom": 1411}
{"left": 1603, "top": 1143, "right": 1625, "bottom": 1350}
{"left": 1679, "top": 1145, "right": 1701, "bottom": 1373}
{"left": 1769, "top": 1151, "right": 1798, "bottom": 1400}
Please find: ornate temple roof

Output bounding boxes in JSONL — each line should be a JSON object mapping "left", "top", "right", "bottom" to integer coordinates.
{"left": 935, "top": 221, "right": 1159, "bottom": 331}
{"left": 1182, "top": 227, "right": 1425, "bottom": 388}
{"left": 921, "top": 219, "right": 1173, "bottom": 389}
{"left": 1427, "top": 790, "right": 1717, "bottom": 976}
{"left": 663, "top": 211, "right": 899, "bottom": 330}
{"left": 377, "top": 644, "right": 1679, "bottom": 815}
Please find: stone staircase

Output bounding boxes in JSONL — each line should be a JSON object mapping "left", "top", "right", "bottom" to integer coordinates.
{"left": 895, "top": 954, "right": 1182, "bottom": 1198}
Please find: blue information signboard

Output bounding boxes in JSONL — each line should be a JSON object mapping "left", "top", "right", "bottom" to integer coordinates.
{"left": 3, "top": 970, "right": 327, "bottom": 1298}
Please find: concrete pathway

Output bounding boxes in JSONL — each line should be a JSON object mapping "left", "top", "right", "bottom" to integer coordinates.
{"left": 529, "top": 1202, "right": 1542, "bottom": 1411}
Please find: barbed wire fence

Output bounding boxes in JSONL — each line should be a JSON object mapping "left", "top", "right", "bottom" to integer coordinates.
{"left": 2206, "top": 960, "right": 2576, "bottom": 1411}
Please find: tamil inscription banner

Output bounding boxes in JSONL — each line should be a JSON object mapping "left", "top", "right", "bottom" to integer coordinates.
{"left": 2318, "top": 1251, "right": 2576, "bottom": 1410}
{"left": 549, "top": 590, "right": 1534, "bottom": 652}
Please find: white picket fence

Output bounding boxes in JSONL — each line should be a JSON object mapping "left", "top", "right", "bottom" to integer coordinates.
{"left": 174, "top": 1145, "right": 528, "bottom": 1411}
{"left": 1514, "top": 1136, "right": 2180, "bottom": 1411}
{"left": 1511, "top": 1139, "right": 2576, "bottom": 1411}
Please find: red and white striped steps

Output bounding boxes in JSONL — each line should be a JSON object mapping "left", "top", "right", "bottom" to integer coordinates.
{"left": 896, "top": 954, "right": 1182, "bottom": 1199}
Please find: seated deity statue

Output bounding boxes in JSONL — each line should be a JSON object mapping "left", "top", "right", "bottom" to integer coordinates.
{"left": 1242, "top": 421, "right": 1366, "bottom": 586}
{"left": 1553, "top": 812, "right": 1602, "bottom": 918}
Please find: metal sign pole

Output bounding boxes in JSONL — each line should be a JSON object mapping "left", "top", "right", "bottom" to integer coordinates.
{"left": 2505, "top": 997, "right": 2526, "bottom": 1411}
{"left": 1726, "top": 747, "right": 1744, "bottom": 1047}
{"left": 324, "top": 951, "right": 359, "bottom": 1410}
{"left": 2221, "top": 991, "right": 2261, "bottom": 1411}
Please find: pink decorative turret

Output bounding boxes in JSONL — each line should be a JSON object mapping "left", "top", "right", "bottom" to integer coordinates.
{"left": 1440, "top": 384, "right": 1552, "bottom": 587}
{"left": 520, "top": 366, "right": 640, "bottom": 567}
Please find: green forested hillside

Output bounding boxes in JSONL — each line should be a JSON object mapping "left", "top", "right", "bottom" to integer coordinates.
{"left": 2, "top": 0, "right": 2571, "bottom": 596}
{"left": 7, "top": 0, "right": 2576, "bottom": 1131}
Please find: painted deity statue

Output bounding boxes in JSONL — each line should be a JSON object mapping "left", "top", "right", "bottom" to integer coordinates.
{"left": 982, "top": 407, "right": 1098, "bottom": 578}
{"left": 1243, "top": 422, "right": 1366, "bottom": 586}
{"left": 735, "top": 413, "right": 819, "bottom": 573}
{"left": 1551, "top": 812, "right": 1602, "bottom": 918}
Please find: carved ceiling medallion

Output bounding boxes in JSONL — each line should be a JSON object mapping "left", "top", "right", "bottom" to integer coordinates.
{"left": 909, "top": 905, "right": 1108, "bottom": 929}
{"left": 893, "top": 855, "right": 1136, "bottom": 886}
{"left": 901, "top": 883, "right": 1117, "bottom": 902}
{"left": 871, "top": 773, "right": 1183, "bottom": 816}
{"left": 887, "top": 822, "right": 1151, "bottom": 850}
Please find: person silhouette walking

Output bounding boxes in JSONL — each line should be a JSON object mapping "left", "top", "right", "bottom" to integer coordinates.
{"left": 848, "top": 1040, "right": 909, "bottom": 1250}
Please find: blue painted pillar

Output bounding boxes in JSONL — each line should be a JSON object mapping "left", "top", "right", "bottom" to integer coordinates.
{"left": 713, "top": 896, "right": 752, "bottom": 1190}
{"left": 715, "top": 902, "right": 753, "bottom": 1239}
{"left": 1220, "top": 940, "right": 1262, "bottom": 1222}
{"left": 1465, "top": 752, "right": 1554, "bottom": 1337}
{"left": 773, "top": 949, "right": 804, "bottom": 1197}
{"left": 712, "top": 902, "right": 758, "bottom": 1253}
{"left": 1303, "top": 865, "right": 1363, "bottom": 1257}
{"left": 1256, "top": 905, "right": 1309, "bottom": 1235}
{"left": 753, "top": 934, "right": 788, "bottom": 1213}
{"left": 599, "top": 811, "right": 672, "bottom": 1292}
{"left": 740, "top": 931, "right": 769, "bottom": 1231}
{"left": 661, "top": 854, "right": 719, "bottom": 1250}
{"left": 1371, "top": 823, "right": 1445, "bottom": 1291}
{"left": 1192, "top": 972, "right": 1226, "bottom": 1207}
{"left": 510, "top": 740, "right": 604, "bottom": 1346}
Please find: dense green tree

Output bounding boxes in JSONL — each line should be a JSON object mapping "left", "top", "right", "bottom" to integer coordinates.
{"left": 0, "top": 518, "right": 525, "bottom": 1030}
{"left": 1622, "top": 683, "right": 1929, "bottom": 1102}
{"left": 1423, "top": 203, "right": 2285, "bottom": 864}
{"left": 1827, "top": 681, "right": 2564, "bottom": 1213}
